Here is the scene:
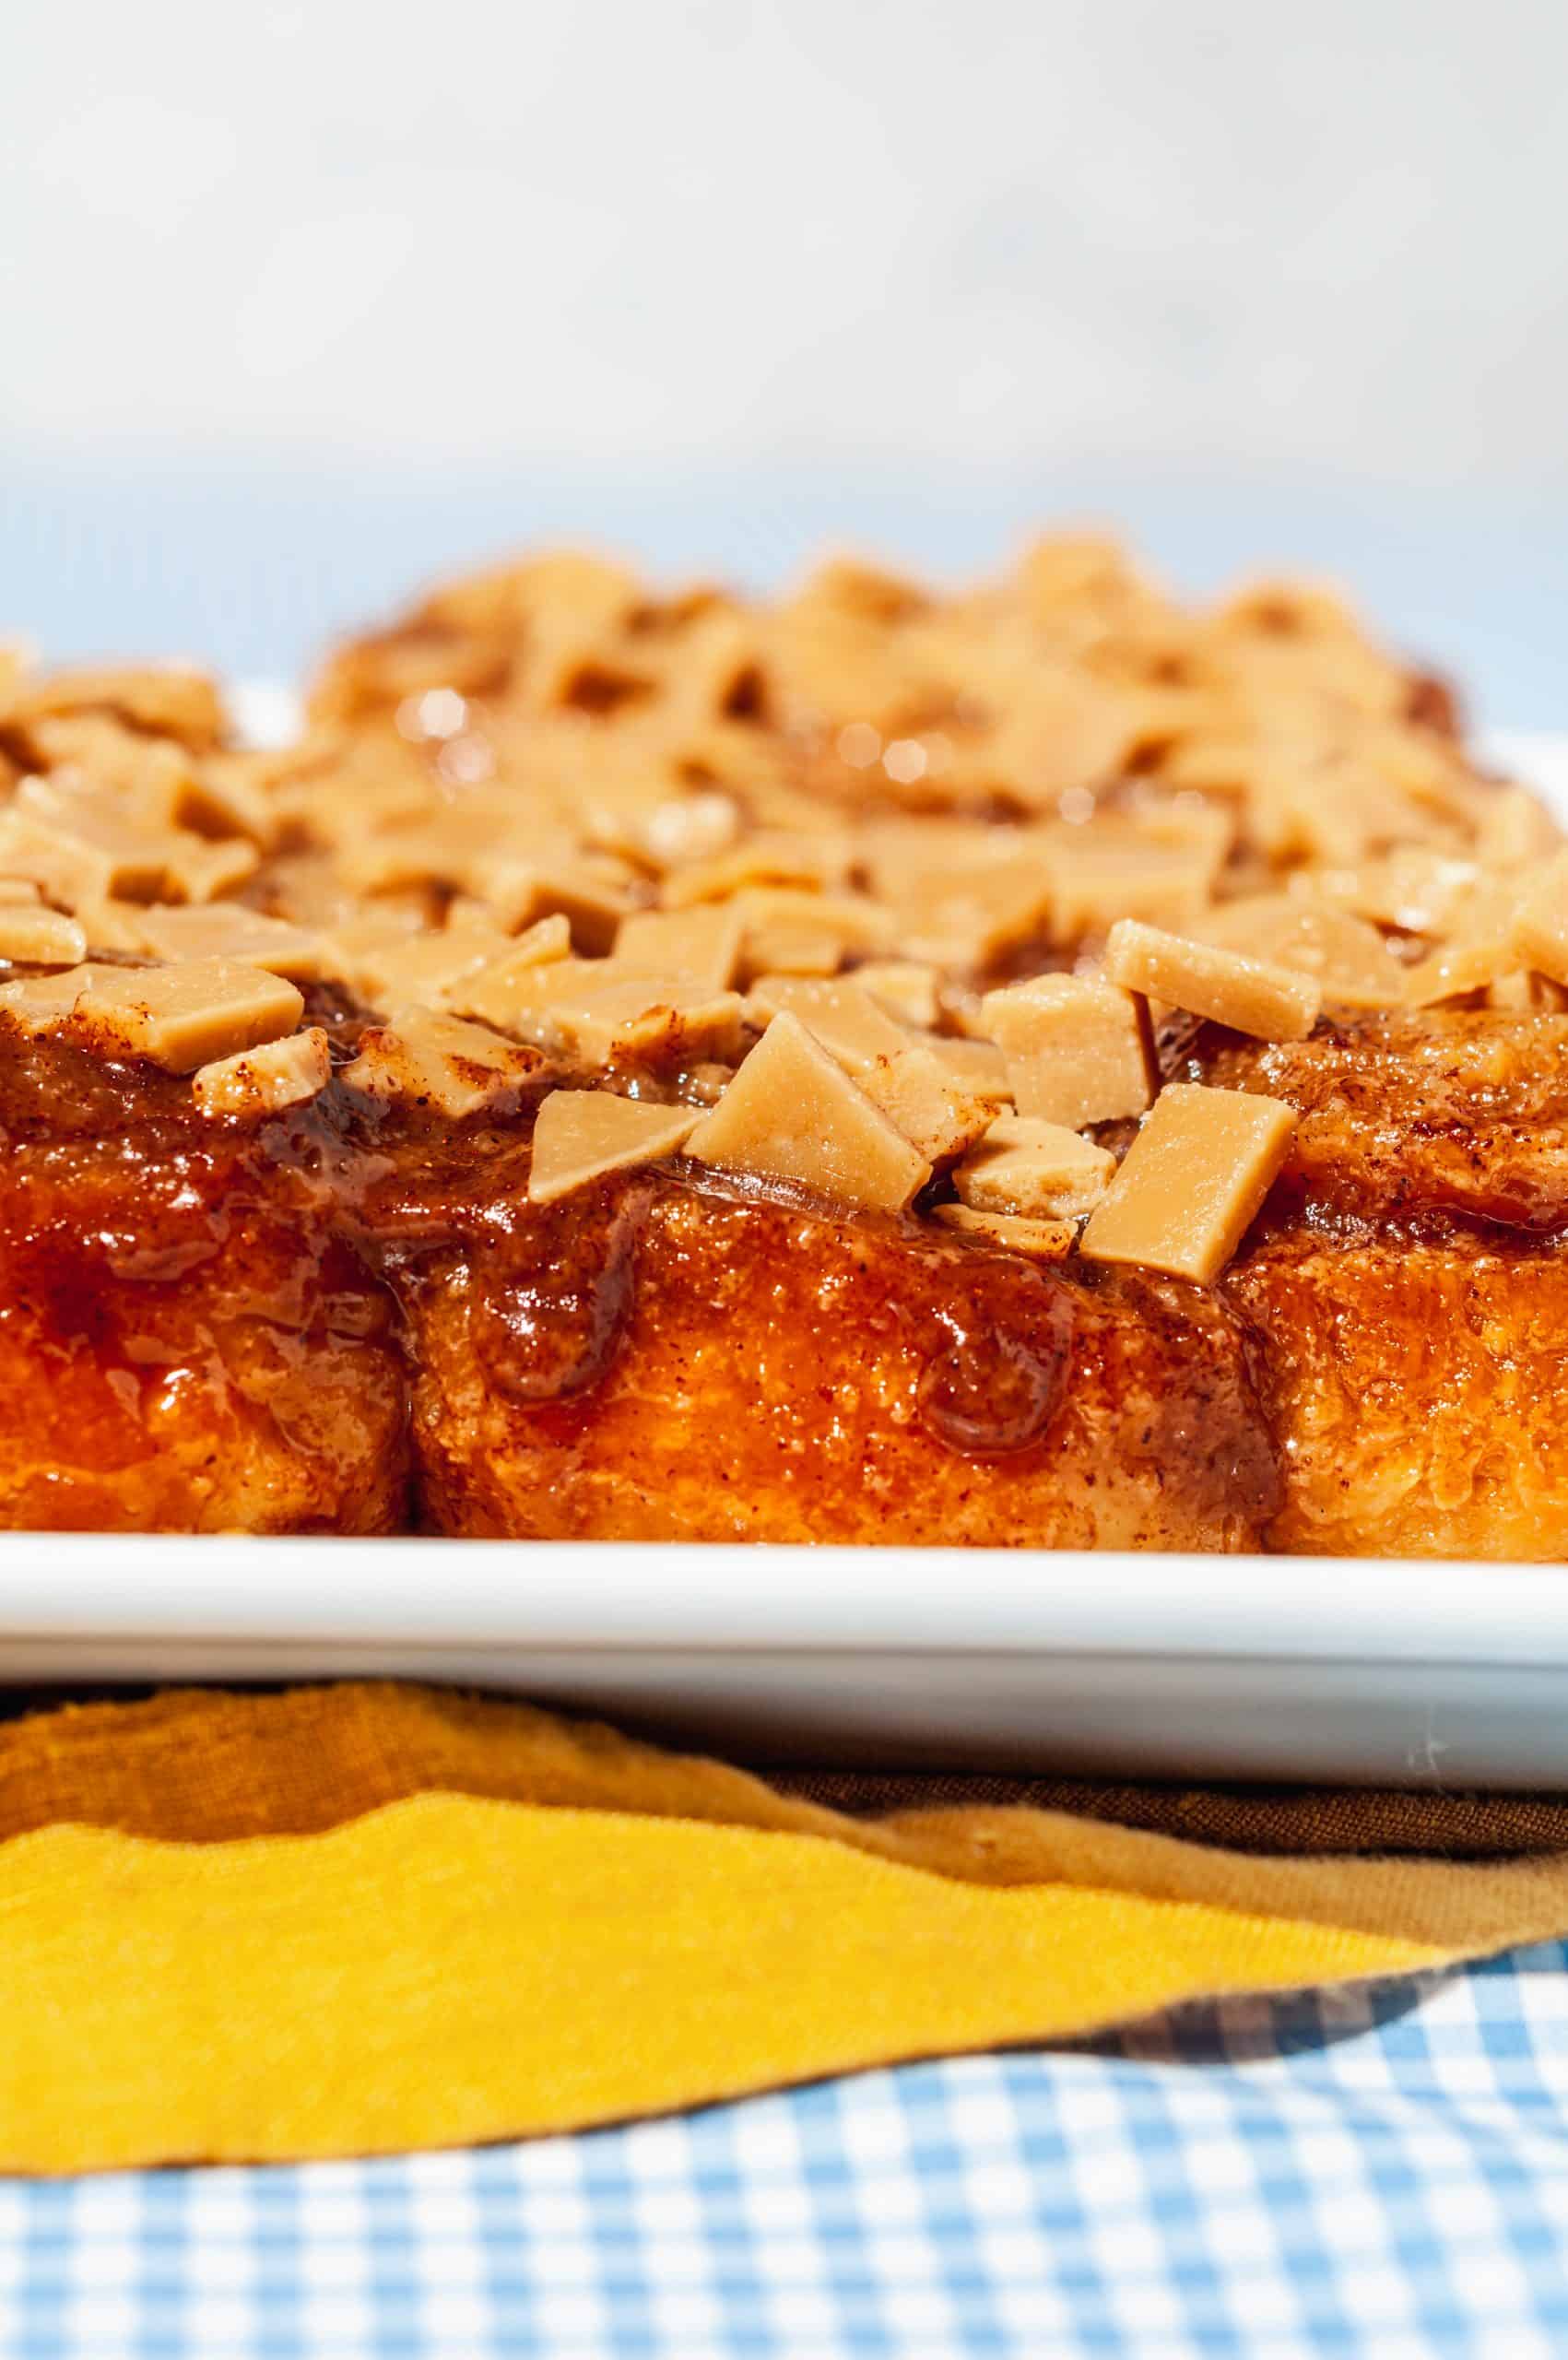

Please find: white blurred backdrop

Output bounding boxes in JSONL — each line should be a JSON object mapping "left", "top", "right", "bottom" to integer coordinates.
{"left": 3, "top": 0, "right": 1565, "bottom": 714}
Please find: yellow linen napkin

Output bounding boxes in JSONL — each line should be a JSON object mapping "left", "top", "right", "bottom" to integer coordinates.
{"left": 5, "top": 1682, "right": 1568, "bottom": 2173}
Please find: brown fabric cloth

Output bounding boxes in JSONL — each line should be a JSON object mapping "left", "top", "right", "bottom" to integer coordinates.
{"left": 772, "top": 1768, "right": 1568, "bottom": 1857}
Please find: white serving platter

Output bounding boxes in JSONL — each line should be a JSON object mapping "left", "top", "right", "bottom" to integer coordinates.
{"left": 3, "top": 722, "right": 1566, "bottom": 1787}
{"left": 5, "top": 1537, "right": 1568, "bottom": 1787}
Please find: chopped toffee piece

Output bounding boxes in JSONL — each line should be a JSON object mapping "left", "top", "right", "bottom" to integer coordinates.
{"left": 0, "top": 905, "right": 88, "bottom": 968}
{"left": 733, "top": 887, "right": 893, "bottom": 978}
{"left": 1511, "top": 852, "right": 1568, "bottom": 987}
{"left": 918, "top": 1033, "right": 1014, "bottom": 1103}
{"left": 1103, "top": 918, "right": 1321, "bottom": 1041}
{"left": 1079, "top": 1082, "right": 1297, "bottom": 1283}
{"left": 445, "top": 918, "right": 578, "bottom": 1025}
{"left": 1042, "top": 830, "right": 1216, "bottom": 938}
{"left": 746, "top": 976, "right": 911, "bottom": 1073}
{"left": 0, "top": 964, "right": 108, "bottom": 1033}
{"left": 615, "top": 902, "right": 746, "bottom": 991}
{"left": 860, "top": 1042, "right": 996, "bottom": 1164}
{"left": 1478, "top": 786, "right": 1562, "bottom": 872}
{"left": 1193, "top": 896, "right": 1406, "bottom": 1010}
{"left": 933, "top": 1204, "right": 1076, "bottom": 1258}
{"left": 745, "top": 981, "right": 992, "bottom": 1162}
{"left": 852, "top": 960, "right": 939, "bottom": 1028}
{"left": 893, "top": 867, "right": 1055, "bottom": 970}
{"left": 1403, "top": 878, "right": 1527, "bottom": 1004}
{"left": 686, "top": 1009, "right": 931, "bottom": 1212}
{"left": 340, "top": 1009, "right": 545, "bottom": 1119}
{"left": 954, "top": 1114, "right": 1115, "bottom": 1220}
{"left": 132, "top": 903, "right": 324, "bottom": 981}
{"left": 193, "top": 1026, "right": 332, "bottom": 1118}
{"left": 330, "top": 922, "right": 515, "bottom": 1012}
{"left": 662, "top": 829, "right": 853, "bottom": 907}
{"left": 469, "top": 958, "right": 744, "bottom": 1065}
{"left": 978, "top": 974, "right": 1155, "bottom": 1128}
{"left": 528, "top": 1090, "right": 701, "bottom": 1204}
{"left": 72, "top": 960, "right": 305, "bottom": 1072}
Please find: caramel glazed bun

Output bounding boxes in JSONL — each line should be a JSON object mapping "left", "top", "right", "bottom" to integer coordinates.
{"left": 0, "top": 537, "right": 1563, "bottom": 1556}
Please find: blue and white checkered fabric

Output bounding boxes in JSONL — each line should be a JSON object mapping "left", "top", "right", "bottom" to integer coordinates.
{"left": 5, "top": 1942, "right": 1568, "bottom": 2358}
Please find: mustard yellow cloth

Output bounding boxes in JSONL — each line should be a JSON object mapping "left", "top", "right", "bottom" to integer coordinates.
{"left": 6, "top": 1682, "right": 1568, "bottom": 2173}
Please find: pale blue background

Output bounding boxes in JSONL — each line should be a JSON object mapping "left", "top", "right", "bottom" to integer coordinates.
{"left": 6, "top": 458, "right": 1565, "bottom": 730}
{"left": 3, "top": 0, "right": 1566, "bottom": 715}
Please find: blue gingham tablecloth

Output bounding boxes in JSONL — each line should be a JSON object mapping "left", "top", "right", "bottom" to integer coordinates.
{"left": 5, "top": 1943, "right": 1568, "bottom": 2359}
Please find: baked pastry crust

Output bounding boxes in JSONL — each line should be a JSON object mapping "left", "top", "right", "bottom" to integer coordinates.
{"left": 349, "top": 1009, "right": 1568, "bottom": 1560}
{"left": 0, "top": 1022, "right": 407, "bottom": 1532}
{"left": 0, "top": 543, "right": 1562, "bottom": 1553}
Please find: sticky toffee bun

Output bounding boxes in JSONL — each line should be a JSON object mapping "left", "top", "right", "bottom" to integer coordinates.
{"left": 0, "top": 545, "right": 1564, "bottom": 1555}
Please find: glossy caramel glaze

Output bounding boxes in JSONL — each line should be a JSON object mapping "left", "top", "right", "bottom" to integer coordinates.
{"left": 383, "top": 1172, "right": 1278, "bottom": 1550}
{"left": 1214, "top": 1014, "right": 1568, "bottom": 1557}
{"left": 358, "top": 1008, "right": 1568, "bottom": 1558}
{"left": 6, "top": 1006, "right": 1568, "bottom": 1554}
{"left": 0, "top": 1012, "right": 407, "bottom": 1531}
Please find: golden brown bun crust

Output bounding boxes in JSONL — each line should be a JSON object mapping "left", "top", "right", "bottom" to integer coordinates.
{"left": 1214, "top": 1012, "right": 1568, "bottom": 1557}
{"left": 367, "top": 1009, "right": 1568, "bottom": 1561}
{"left": 390, "top": 1174, "right": 1279, "bottom": 1551}
{"left": 6, "top": 1006, "right": 1568, "bottom": 1557}
{"left": 1232, "top": 1233, "right": 1568, "bottom": 1559}
{"left": 0, "top": 1021, "right": 407, "bottom": 1532}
